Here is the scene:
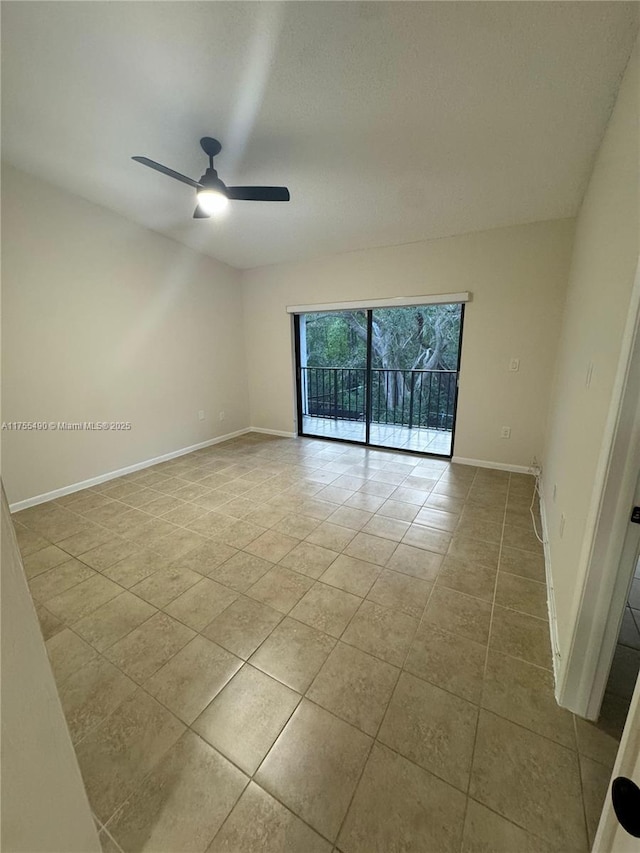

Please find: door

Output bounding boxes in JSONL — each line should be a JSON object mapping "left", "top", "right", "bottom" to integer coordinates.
{"left": 369, "top": 304, "right": 463, "bottom": 455}
{"left": 294, "top": 302, "right": 464, "bottom": 457}
{"left": 594, "top": 668, "right": 640, "bottom": 851}
{"left": 295, "top": 310, "right": 368, "bottom": 444}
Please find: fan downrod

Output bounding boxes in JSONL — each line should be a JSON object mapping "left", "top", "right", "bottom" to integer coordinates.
{"left": 200, "top": 137, "right": 222, "bottom": 158}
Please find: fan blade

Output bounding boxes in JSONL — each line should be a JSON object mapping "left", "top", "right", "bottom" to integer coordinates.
{"left": 132, "top": 156, "right": 202, "bottom": 189}
{"left": 226, "top": 186, "right": 290, "bottom": 202}
{"left": 193, "top": 205, "right": 211, "bottom": 219}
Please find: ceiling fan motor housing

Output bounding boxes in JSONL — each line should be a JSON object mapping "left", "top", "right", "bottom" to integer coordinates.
{"left": 199, "top": 167, "right": 226, "bottom": 194}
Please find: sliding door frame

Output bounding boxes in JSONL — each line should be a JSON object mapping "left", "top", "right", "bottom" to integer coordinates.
{"left": 294, "top": 303, "right": 465, "bottom": 460}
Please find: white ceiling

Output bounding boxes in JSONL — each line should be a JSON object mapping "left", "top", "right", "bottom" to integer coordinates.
{"left": 2, "top": 2, "right": 638, "bottom": 269}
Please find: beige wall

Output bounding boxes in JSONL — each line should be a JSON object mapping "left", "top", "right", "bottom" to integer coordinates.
{"left": 1, "top": 165, "right": 250, "bottom": 505}
{"left": 241, "top": 219, "right": 574, "bottom": 468}
{"left": 0, "top": 486, "right": 100, "bottom": 852}
{"left": 542, "top": 39, "right": 640, "bottom": 675}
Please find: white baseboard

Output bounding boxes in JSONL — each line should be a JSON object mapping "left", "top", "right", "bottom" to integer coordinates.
{"left": 9, "top": 428, "right": 253, "bottom": 512}
{"left": 249, "top": 427, "right": 297, "bottom": 438}
{"left": 537, "top": 478, "right": 562, "bottom": 690}
{"left": 451, "top": 456, "right": 535, "bottom": 475}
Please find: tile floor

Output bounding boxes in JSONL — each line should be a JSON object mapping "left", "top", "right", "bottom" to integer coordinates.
{"left": 302, "top": 415, "right": 453, "bottom": 455}
{"left": 601, "top": 559, "right": 640, "bottom": 730}
{"left": 14, "top": 433, "right": 623, "bottom": 852}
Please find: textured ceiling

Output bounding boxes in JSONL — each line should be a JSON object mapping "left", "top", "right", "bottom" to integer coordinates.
{"left": 2, "top": 2, "right": 638, "bottom": 269}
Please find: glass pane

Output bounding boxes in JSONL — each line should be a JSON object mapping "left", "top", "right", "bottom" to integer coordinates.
{"left": 369, "top": 304, "right": 462, "bottom": 455}
{"left": 299, "top": 310, "right": 368, "bottom": 444}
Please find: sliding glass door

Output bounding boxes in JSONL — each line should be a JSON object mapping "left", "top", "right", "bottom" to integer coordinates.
{"left": 295, "top": 302, "right": 464, "bottom": 457}
{"left": 295, "top": 310, "right": 368, "bottom": 443}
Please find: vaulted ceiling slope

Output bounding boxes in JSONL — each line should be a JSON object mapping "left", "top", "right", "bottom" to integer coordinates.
{"left": 1, "top": 2, "right": 638, "bottom": 269}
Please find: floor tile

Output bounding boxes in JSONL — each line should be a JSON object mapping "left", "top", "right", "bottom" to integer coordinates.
{"left": 306, "top": 521, "right": 357, "bottom": 552}
{"left": 338, "top": 742, "right": 466, "bottom": 853}
{"left": 22, "top": 543, "right": 73, "bottom": 578}
{"left": 73, "top": 591, "right": 156, "bottom": 652}
{"left": 343, "top": 532, "right": 397, "bottom": 566}
{"left": 217, "top": 520, "right": 267, "bottom": 549}
{"left": 461, "top": 799, "right": 555, "bottom": 853}
{"left": 130, "top": 565, "right": 202, "bottom": 608}
{"left": 319, "top": 553, "right": 380, "bottom": 597}
{"left": 58, "top": 656, "right": 137, "bottom": 744}
{"left": 495, "top": 572, "right": 548, "bottom": 620}
{"left": 280, "top": 541, "right": 339, "bottom": 579}
{"left": 425, "top": 492, "right": 465, "bottom": 514}
{"left": 14, "top": 524, "right": 50, "bottom": 557}
{"left": 378, "top": 499, "right": 419, "bottom": 523}
{"left": 499, "top": 545, "right": 545, "bottom": 581}
{"left": 203, "top": 596, "right": 282, "bottom": 659}
{"left": 453, "top": 514, "right": 502, "bottom": 543}
{"left": 194, "top": 665, "right": 300, "bottom": 774}
{"left": 575, "top": 713, "right": 621, "bottom": 769}
{"left": 447, "top": 535, "right": 500, "bottom": 568}
{"left": 490, "top": 605, "right": 552, "bottom": 669}
{"left": 206, "top": 782, "right": 331, "bottom": 852}
{"left": 250, "top": 617, "right": 336, "bottom": 692}
{"left": 56, "top": 525, "right": 115, "bottom": 558}
{"left": 402, "top": 523, "right": 451, "bottom": 554}
{"left": 29, "top": 558, "right": 95, "bottom": 602}
{"left": 35, "top": 602, "right": 65, "bottom": 640}
{"left": 482, "top": 650, "right": 575, "bottom": 748}
{"left": 272, "top": 513, "right": 320, "bottom": 540}
{"left": 580, "top": 755, "right": 611, "bottom": 848}
{"left": 45, "top": 627, "right": 97, "bottom": 684}
{"left": 244, "top": 529, "right": 298, "bottom": 562}
{"left": 107, "top": 731, "right": 246, "bottom": 853}
{"left": 405, "top": 622, "right": 486, "bottom": 704}
{"left": 385, "top": 542, "right": 442, "bottom": 581}
{"left": 102, "top": 548, "right": 170, "bottom": 588}
{"left": 44, "top": 574, "right": 123, "bottom": 624}
{"left": 378, "top": 671, "right": 477, "bottom": 791}
{"left": 362, "top": 514, "right": 410, "bottom": 542}
{"left": 144, "top": 635, "right": 242, "bottom": 724}
{"left": 366, "top": 569, "right": 431, "bottom": 619}
{"left": 208, "top": 550, "right": 274, "bottom": 592}
{"left": 164, "top": 578, "right": 238, "bottom": 630}
{"left": 255, "top": 699, "right": 371, "bottom": 841}
{"left": 105, "top": 612, "right": 195, "bottom": 683}
{"left": 307, "top": 642, "right": 398, "bottom": 735}
{"left": 502, "top": 524, "right": 544, "bottom": 555}
{"left": 606, "top": 643, "right": 640, "bottom": 700}
{"left": 76, "top": 689, "right": 185, "bottom": 823}
{"left": 413, "top": 506, "right": 460, "bottom": 533}
{"left": 77, "top": 539, "right": 140, "bottom": 572}
{"left": 172, "top": 540, "right": 238, "bottom": 575}
{"left": 470, "top": 711, "right": 587, "bottom": 851}
{"left": 436, "top": 555, "right": 496, "bottom": 601}
{"left": 424, "top": 585, "right": 492, "bottom": 644}
{"left": 289, "top": 582, "right": 361, "bottom": 637}
{"left": 341, "top": 600, "right": 418, "bottom": 666}
{"left": 247, "top": 565, "right": 314, "bottom": 614}
{"left": 327, "top": 505, "right": 373, "bottom": 531}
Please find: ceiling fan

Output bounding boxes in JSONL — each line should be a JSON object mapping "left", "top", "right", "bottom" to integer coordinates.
{"left": 132, "top": 137, "right": 290, "bottom": 218}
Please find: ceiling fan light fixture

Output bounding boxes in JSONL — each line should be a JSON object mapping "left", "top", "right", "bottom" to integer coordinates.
{"left": 196, "top": 186, "right": 228, "bottom": 215}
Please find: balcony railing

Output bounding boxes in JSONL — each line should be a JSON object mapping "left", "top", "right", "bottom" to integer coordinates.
{"left": 301, "top": 366, "right": 457, "bottom": 431}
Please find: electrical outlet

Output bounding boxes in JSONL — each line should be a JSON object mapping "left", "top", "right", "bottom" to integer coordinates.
{"left": 501, "top": 426, "right": 511, "bottom": 439}
{"left": 560, "top": 513, "right": 566, "bottom": 538}
{"left": 219, "top": 411, "right": 225, "bottom": 422}
{"left": 552, "top": 484, "right": 557, "bottom": 502}
{"left": 509, "top": 358, "right": 520, "bottom": 372}
{"left": 198, "top": 410, "right": 205, "bottom": 421}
